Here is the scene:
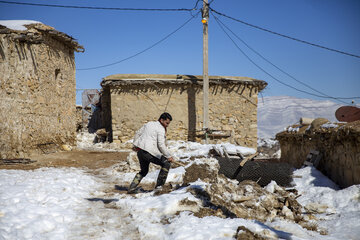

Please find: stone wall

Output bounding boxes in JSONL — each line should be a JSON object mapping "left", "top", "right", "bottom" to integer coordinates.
{"left": 0, "top": 27, "right": 78, "bottom": 158}
{"left": 103, "top": 82, "right": 260, "bottom": 148}
{"left": 76, "top": 106, "right": 91, "bottom": 132}
{"left": 276, "top": 120, "right": 360, "bottom": 188}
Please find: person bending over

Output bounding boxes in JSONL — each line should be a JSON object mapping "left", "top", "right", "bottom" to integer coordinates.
{"left": 128, "top": 112, "right": 174, "bottom": 193}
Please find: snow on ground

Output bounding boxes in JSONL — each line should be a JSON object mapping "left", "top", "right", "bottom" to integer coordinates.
{"left": 0, "top": 168, "right": 104, "bottom": 240}
{"left": 1, "top": 136, "right": 359, "bottom": 239}
{"left": 167, "top": 140, "right": 256, "bottom": 161}
{"left": 292, "top": 167, "right": 360, "bottom": 240}
{"left": 0, "top": 20, "right": 42, "bottom": 30}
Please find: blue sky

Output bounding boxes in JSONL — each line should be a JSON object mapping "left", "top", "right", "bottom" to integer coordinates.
{"left": 1, "top": 0, "right": 359, "bottom": 105}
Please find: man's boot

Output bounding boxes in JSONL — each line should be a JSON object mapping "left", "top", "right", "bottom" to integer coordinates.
{"left": 128, "top": 173, "right": 143, "bottom": 194}
{"left": 155, "top": 162, "right": 170, "bottom": 189}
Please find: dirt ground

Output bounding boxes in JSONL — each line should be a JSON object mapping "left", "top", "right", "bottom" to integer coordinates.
{"left": 0, "top": 150, "right": 130, "bottom": 170}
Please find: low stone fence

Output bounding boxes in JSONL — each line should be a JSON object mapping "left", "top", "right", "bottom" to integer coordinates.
{"left": 276, "top": 119, "right": 360, "bottom": 188}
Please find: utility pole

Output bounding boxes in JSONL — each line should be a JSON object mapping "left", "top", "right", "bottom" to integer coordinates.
{"left": 202, "top": 0, "right": 209, "bottom": 143}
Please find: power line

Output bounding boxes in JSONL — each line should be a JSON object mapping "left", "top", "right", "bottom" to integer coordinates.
{"left": 0, "top": 0, "right": 194, "bottom": 11}
{"left": 77, "top": 12, "right": 200, "bottom": 71}
{"left": 210, "top": 7, "right": 360, "bottom": 59}
{"left": 212, "top": 15, "right": 359, "bottom": 103}
{"left": 193, "top": 0, "right": 201, "bottom": 10}
{"left": 211, "top": 12, "right": 353, "bottom": 103}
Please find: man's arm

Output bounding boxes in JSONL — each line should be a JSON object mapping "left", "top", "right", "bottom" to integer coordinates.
{"left": 133, "top": 124, "right": 145, "bottom": 144}
{"left": 156, "top": 128, "right": 172, "bottom": 159}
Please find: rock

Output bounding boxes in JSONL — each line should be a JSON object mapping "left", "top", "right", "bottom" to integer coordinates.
{"left": 310, "top": 118, "right": 329, "bottom": 130}
{"left": 235, "top": 226, "right": 267, "bottom": 240}
{"left": 281, "top": 206, "right": 294, "bottom": 220}
{"left": 61, "top": 144, "right": 72, "bottom": 151}
{"left": 183, "top": 158, "right": 219, "bottom": 184}
{"left": 304, "top": 202, "right": 330, "bottom": 214}
{"left": 96, "top": 128, "right": 107, "bottom": 136}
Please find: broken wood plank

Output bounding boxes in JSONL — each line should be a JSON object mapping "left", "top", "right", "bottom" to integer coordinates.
{"left": 240, "top": 152, "right": 259, "bottom": 167}
{"left": 236, "top": 150, "right": 244, "bottom": 160}
{"left": 222, "top": 147, "right": 231, "bottom": 161}
{"left": 172, "top": 161, "right": 186, "bottom": 167}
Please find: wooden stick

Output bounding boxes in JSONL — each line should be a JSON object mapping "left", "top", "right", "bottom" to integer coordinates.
{"left": 236, "top": 150, "right": 244, "bottom": 160}
{"left": 240, "top": 152, "right": 259, "bottom": 167}
{"left": 223, "top": 147, "right": 231, "bottom": 160}
{"left": 172, "top": 161, "right": 186, "bottom": 167}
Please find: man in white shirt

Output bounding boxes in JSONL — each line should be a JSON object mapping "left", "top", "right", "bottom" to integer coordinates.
{"left": 128, "top": 112, "right": 174, "bottom": 193}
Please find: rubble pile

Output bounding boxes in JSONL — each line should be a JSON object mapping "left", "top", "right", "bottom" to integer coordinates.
{"left": 182, "top": 158, "right": 220, "bottom": 185}
{"left": 180, "top": 159, "right": 307, "bottom": 225}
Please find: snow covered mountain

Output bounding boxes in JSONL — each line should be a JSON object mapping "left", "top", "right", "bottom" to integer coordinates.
{"left": 257, "top": 96, "right": 343, "bottom": 139}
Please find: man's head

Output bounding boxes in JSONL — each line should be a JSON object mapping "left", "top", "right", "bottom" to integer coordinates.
{"left": 158, "top": 112, "right": 172, "bottom": 128}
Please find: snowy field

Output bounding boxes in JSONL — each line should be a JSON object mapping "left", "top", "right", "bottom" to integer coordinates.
{"left": 1, "top": 135, "right": 359, "bottom": 239}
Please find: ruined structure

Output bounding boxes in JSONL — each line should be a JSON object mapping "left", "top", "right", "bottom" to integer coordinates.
{"left": 0, "top": 20, "right": 84, "bottom": 159}
{"left": 276, "top": 119, "right": 360, "bottom": 188}
{"left": 100, "top": 74, "right": 267, "bottom": 148}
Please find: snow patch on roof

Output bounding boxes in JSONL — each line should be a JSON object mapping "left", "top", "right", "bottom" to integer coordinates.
{"left": 0, "top": 20, "right": 42, "bottom": 31}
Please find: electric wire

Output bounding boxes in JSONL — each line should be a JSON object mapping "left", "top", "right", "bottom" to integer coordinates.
{"left": 210, "top": 7, "right": 360, "bottom": 59}
{"left": 0, "top": 0, "right": 194, "bottom": 11}
{"left": 212, "top": 15, "right": 359, "bottom": 103}
{"left": 212, "top": 12, "right": 353, "bottom": 103}
{"left": 77, "top": 12, "right": 200, "bottom": 70}
{"left": 193, "top": 0, "right": 201, "bottom": 10}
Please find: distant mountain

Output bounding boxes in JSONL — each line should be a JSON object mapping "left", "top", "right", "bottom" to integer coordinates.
{"left": 257, "top": 96, "right": 344, "bottom": 139}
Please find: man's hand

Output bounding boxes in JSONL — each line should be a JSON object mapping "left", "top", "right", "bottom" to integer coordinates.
{"left": 132, "top": 146, "right": 139, "bottom": 152}
{"left": 167, "top": 157, "right": 174, "bottom": 162}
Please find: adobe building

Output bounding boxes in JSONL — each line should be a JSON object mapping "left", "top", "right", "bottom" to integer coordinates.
{"left": 100, "top": 74, "right": 267, "bottom": 148}
{"left": 276, "top": 119, "right": 360, "bottom": 188}
{"left": 0, "top": 20, "right": 84, "bottom": 159}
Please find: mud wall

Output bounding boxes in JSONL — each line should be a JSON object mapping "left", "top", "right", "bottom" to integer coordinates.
{"left": 0, "top": 32, "right": 76, "bottom": 158}
{"left": 276, "top": 121, "right": 360, "bottom": 188}
{"left": 105, "top": 83, "right": 259, "bottom": 148}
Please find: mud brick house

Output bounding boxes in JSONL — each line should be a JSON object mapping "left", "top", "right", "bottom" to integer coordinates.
{"left": 276, "top": 119, "right": 360, "bottom": 188}
{"left": 0, "top": 20, "right": 84, "bottom": 159}
{"left": 100, "top": 74, "right": 267, "bottom": 148}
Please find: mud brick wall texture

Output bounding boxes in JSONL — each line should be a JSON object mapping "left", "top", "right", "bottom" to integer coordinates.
{"left": 0, "top": 23, "right": 82, "bottom": 159}
{"left": 101, "top": 74, "right": 267, "bottom": 149}
{"left": 276, "top": 120, "right": 360, "bottom": 188}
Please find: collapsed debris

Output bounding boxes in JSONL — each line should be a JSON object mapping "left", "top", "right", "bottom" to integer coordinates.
{"left": 181, "top": 159, "right": 308, "bottom": 226}
{"left": 211, "top": 148, "right": 294, "bottom": 187}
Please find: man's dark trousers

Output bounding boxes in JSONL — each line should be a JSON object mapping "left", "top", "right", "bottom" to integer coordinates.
{"left": 128, "top": 149, "right": 171, "bottom": 192}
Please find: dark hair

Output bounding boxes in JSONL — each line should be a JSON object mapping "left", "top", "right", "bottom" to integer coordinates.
{"left": 158, "top": 112, "right": 172, "bottom": 121}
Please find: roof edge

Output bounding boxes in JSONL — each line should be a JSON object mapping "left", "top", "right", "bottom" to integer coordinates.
{"left": 101, "top": 74, "right": 267, "bottom": 91}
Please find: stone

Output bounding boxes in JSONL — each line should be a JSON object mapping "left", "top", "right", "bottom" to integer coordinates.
{"left": 310, "top": 118, "right": 329, "bottom": 130}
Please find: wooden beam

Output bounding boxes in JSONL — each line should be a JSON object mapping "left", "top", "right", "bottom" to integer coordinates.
{"left": 240, "top": 152, "right": 259, "bottom": 167}
{"left": 203, "top": 0, "right": 209, "bottom": 143}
